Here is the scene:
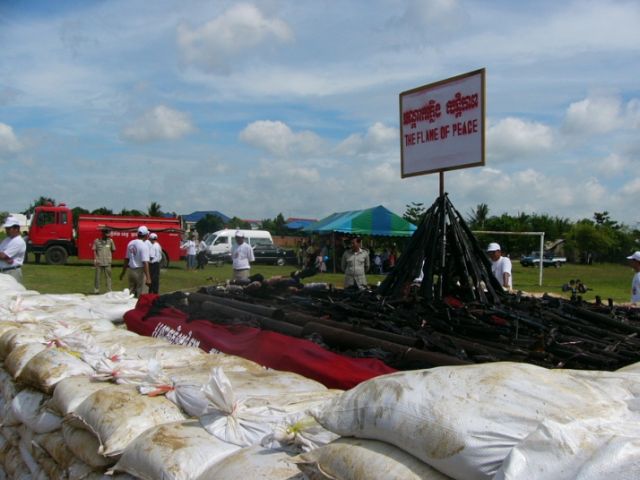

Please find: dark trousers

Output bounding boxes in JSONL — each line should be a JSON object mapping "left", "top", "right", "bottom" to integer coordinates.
{"left": 149, "top": 262, "right": 160, "bottom": 294}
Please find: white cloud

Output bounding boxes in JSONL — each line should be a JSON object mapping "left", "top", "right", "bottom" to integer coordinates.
{"left": 239, "top": 120, "right": 324, "bottom": 158}
{"left": 336, "top": 122, "right": 398, "bottom": 157}
{"left": 177, "top": 3, "right": 293, "bottom": 74}
{"left": 487, "top": 117, "right": 553, "bottom": 161}
{"left": 620, "top": 177, "right": 640, "bottom": 196}
{"left": 562, "top": 95, "right": 622, "bottom": 135}
{"left": 395, "top": 0, "right": 465, "bottom": 31}
{"left": 0, "top": 123, "right": 22, "bottom": 154}
{"left": 625, "top": 98, "right": 640, "bottom": 129}
{"left": 122, "top": 105, "right": 194, "bottom": 143}
{"left": 594, "top": 152, "right": 629, "bottom": 177}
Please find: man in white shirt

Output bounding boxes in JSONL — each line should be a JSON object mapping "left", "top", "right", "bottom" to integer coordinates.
{"left": 487, "top": 242, "right": 512, "bottom": 291}
{"left": 147, "top": 233, "right": 163, "bottom": 294}
{"left": 119, "top": 225, "right": 151, "bottom": 297}
{"left": 231, "top": 231, "right": 254, "bottom": 281}
{"left": 0, "top": 216, "right": 27, "bottom": 284}
{"left": 627, "top": 251, "right": 640, "bottom": 304}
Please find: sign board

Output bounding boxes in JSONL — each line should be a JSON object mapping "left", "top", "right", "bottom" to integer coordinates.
{"left": 400, "top": 68, "right": 485, "bottom": 178}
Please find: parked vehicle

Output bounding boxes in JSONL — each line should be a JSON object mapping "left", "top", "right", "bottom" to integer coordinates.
{"left": 27, "top": 203, "right": 183, "bottom": 266}
{"left": 204, "top": 229, "right": 273, "bottom": 257}
{"left": 252, "top": 242, "right": 296, "bottom": 266}
{"left": 520, "top": 252, "right": 567, "bottom": 268}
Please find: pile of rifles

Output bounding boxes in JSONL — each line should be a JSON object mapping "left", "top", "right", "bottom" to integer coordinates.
{"left": 164, "top": 195, "right": 640, "bottom": 372}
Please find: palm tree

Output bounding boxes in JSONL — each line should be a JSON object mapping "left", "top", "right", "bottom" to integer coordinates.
{"left": 148, "top": 201, "right": 163, "bottom": 217}
{"left": 467, "top": 203, "right": 489, "bottom": 229}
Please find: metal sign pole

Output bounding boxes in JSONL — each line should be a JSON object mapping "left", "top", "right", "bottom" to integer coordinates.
{"left": 439, "top": 171, "right": 445, "bottom": 197}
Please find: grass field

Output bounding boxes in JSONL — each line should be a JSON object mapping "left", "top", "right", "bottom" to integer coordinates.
{"left": 19, "top": 257, "right": 635, "bottom": 304}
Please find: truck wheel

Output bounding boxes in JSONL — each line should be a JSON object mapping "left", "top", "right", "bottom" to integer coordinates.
{"left": 45, "top": 246, "right": 68, "bottom": 265}
{"left": 160, "top": 252, "right": 169, "bottom": 269}
{"left": 276, "top": 258, "right": 286, "bottom": 266}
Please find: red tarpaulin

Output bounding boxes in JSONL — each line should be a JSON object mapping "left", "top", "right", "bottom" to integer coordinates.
{"left": 124, "top": 295, "right": 396, "bottom": 390}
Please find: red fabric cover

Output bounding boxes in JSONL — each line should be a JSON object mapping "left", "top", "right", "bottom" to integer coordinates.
{"left": 124, "top": 295, "right": 396, "bottom": 390}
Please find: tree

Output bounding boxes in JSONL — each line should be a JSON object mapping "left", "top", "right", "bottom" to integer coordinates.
{"left": 71, "top": 207, "right": 90, "bottom": 227}
{"left": 403, "top": 202, "right": 427, "bottom": 225}
{"left": 119, "top": 208, "right": 145, "bottom": 217}
{"left": 466, "top": 203, "right": 489, "bottom": 230}
{"left": 226, "top": 217, "right": 251, "bottom": 230}
{"left": 91, "top": 207, "right": 114, "bottom": 215}
{"left": 22, "top": 196, "right": 56, "bottom": 216}
{"left": 195, "top": 214, "right": 225, "bottom": 239}
{"left": 147, "top": 201, "right": 163, "bottom": 217}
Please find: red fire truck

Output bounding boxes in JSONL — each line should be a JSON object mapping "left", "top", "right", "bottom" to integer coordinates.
{"left": 27, "top": 203, "right": 183, "bottom": 266}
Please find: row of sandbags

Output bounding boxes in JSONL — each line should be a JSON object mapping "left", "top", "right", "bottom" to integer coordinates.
{"left": 0, "top": 275, "right": 340, "bottom": 479}
{"left": 308, "top": 360, "right": 640, "bottom": 479}
{"left": 3, "top": 271, "right": 639, "bottom": 479}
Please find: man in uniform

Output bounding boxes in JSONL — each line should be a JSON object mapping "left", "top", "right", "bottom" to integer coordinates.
{"left": 120, "top": 225, "right": 151, "bottom": 297}
{"left": 93, "top": 227, "right": 116, "bottom": 294}
{"left": 341, "top": 236, "right": 369, "bottom": 289}
{"left": 0, "top": 216, "right": 26, "bottom": 284}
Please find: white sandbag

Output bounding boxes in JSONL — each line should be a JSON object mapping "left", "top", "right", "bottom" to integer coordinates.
{"left": 111, "top": 420, "right": 240, "bottom": 480}
{"left": 0, "top": 274, "right": 27, "bottom": 294}
{"left": 261, "top": 416, "right": 339, "bottom": 453}
{"left": 31, "top": 444, "right": 66, "bottom": 480}
{"left": 1, "top": 426, "right": 20, "bottom": 446}
{"left": 10, "top": 389, "right": 61, "bottom": 434}
{"left": 124, "top": 343, "right": 207, "bottom": 369}
{"left": 33, "top": 430, "right": 94, "bottom": 480}
{"left": 1, "top": 400, "right": 20, "bottom": 427}
{"left": 617, "top": 361, "right": 640, "bottom": 373}
{"left": 0, "top": 328, "right": 45, "bottom": 360}
{"left": 83, "top": 472, "right": 138, "bottom": 480}
{"left": 18, "top": 430, "right": 40, "bottom": 476}
{"left": 18, "top": 347, "right": 95, "bottom": 393}
{"left": 0, "top": 322, "right": 21, "bottom": 339}
{"left": 84, "top": 291, "right": 137, "bottom": 323}
{"left": 312, "top": 362, "right": 640, "bottom": 480}
{"left": 50, "top": 375, "right": 113, "bottom": 416}
{"left": 0, "top": 369, "right": 19, "bottom": 403}
{"left": 293, "top": 438, "right": 452, "bottom": 480}
{"left": 92, "top": 330, "right": 167, "bottom": 349}
{"left": 196, "top": 445, "right": 302, "bottom": 480}
{"left": 70, "top": 384, "right": 186, "bottom": 456}
{"left": 3, "top": 445, "right": 32, "bottom": 479}
{"left": 61, "top": 420, "right": 114, "bottom": 468}
{"left": 188, "top": 368, "right": 331, "bottom": 448}
{"left": 3, "top": 342, "right": 47, "bottom": 378}
{"left": 494, "top": 416, "right": 640, "bottom": 480}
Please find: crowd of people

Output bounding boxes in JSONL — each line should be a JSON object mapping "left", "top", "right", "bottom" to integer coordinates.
{"left": 2, "top": 215, "right": 640, "bottom": 304}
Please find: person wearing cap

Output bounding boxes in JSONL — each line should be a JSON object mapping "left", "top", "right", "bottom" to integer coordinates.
{"left": 627, "top": 251, "right": 640, "bottom": 304}
{"left": 0, "top": 216, "right": 26, "bottom": 284}
{"left": 92, "top": 227, "right": 116, "bottom": 294}
{"left": 487, "top": 242, "right": 512, "bottom": 291}
{"left": 119, "top": 225, "right": 151, "bottom": 297}
{"left": 147, "top": 233, "right": 162, "bottom": 294}
{"left": 341, "top": 236, "right": 370, "bottom": 289}
{"left": 231, "top": 230, "right": 254, "bottom": 281}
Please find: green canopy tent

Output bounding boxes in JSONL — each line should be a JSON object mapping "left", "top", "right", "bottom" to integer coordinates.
{"left": 302, "top": 205, "right": 417, "bottom": 272}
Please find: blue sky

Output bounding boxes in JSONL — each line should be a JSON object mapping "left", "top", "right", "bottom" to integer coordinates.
{"left": 1, "top": 0, "right": 639, "bottom": 224}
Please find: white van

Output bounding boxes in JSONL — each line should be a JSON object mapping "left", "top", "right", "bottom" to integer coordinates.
{"left": 205, "top": 229, "right": 273, "bottom": 256}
